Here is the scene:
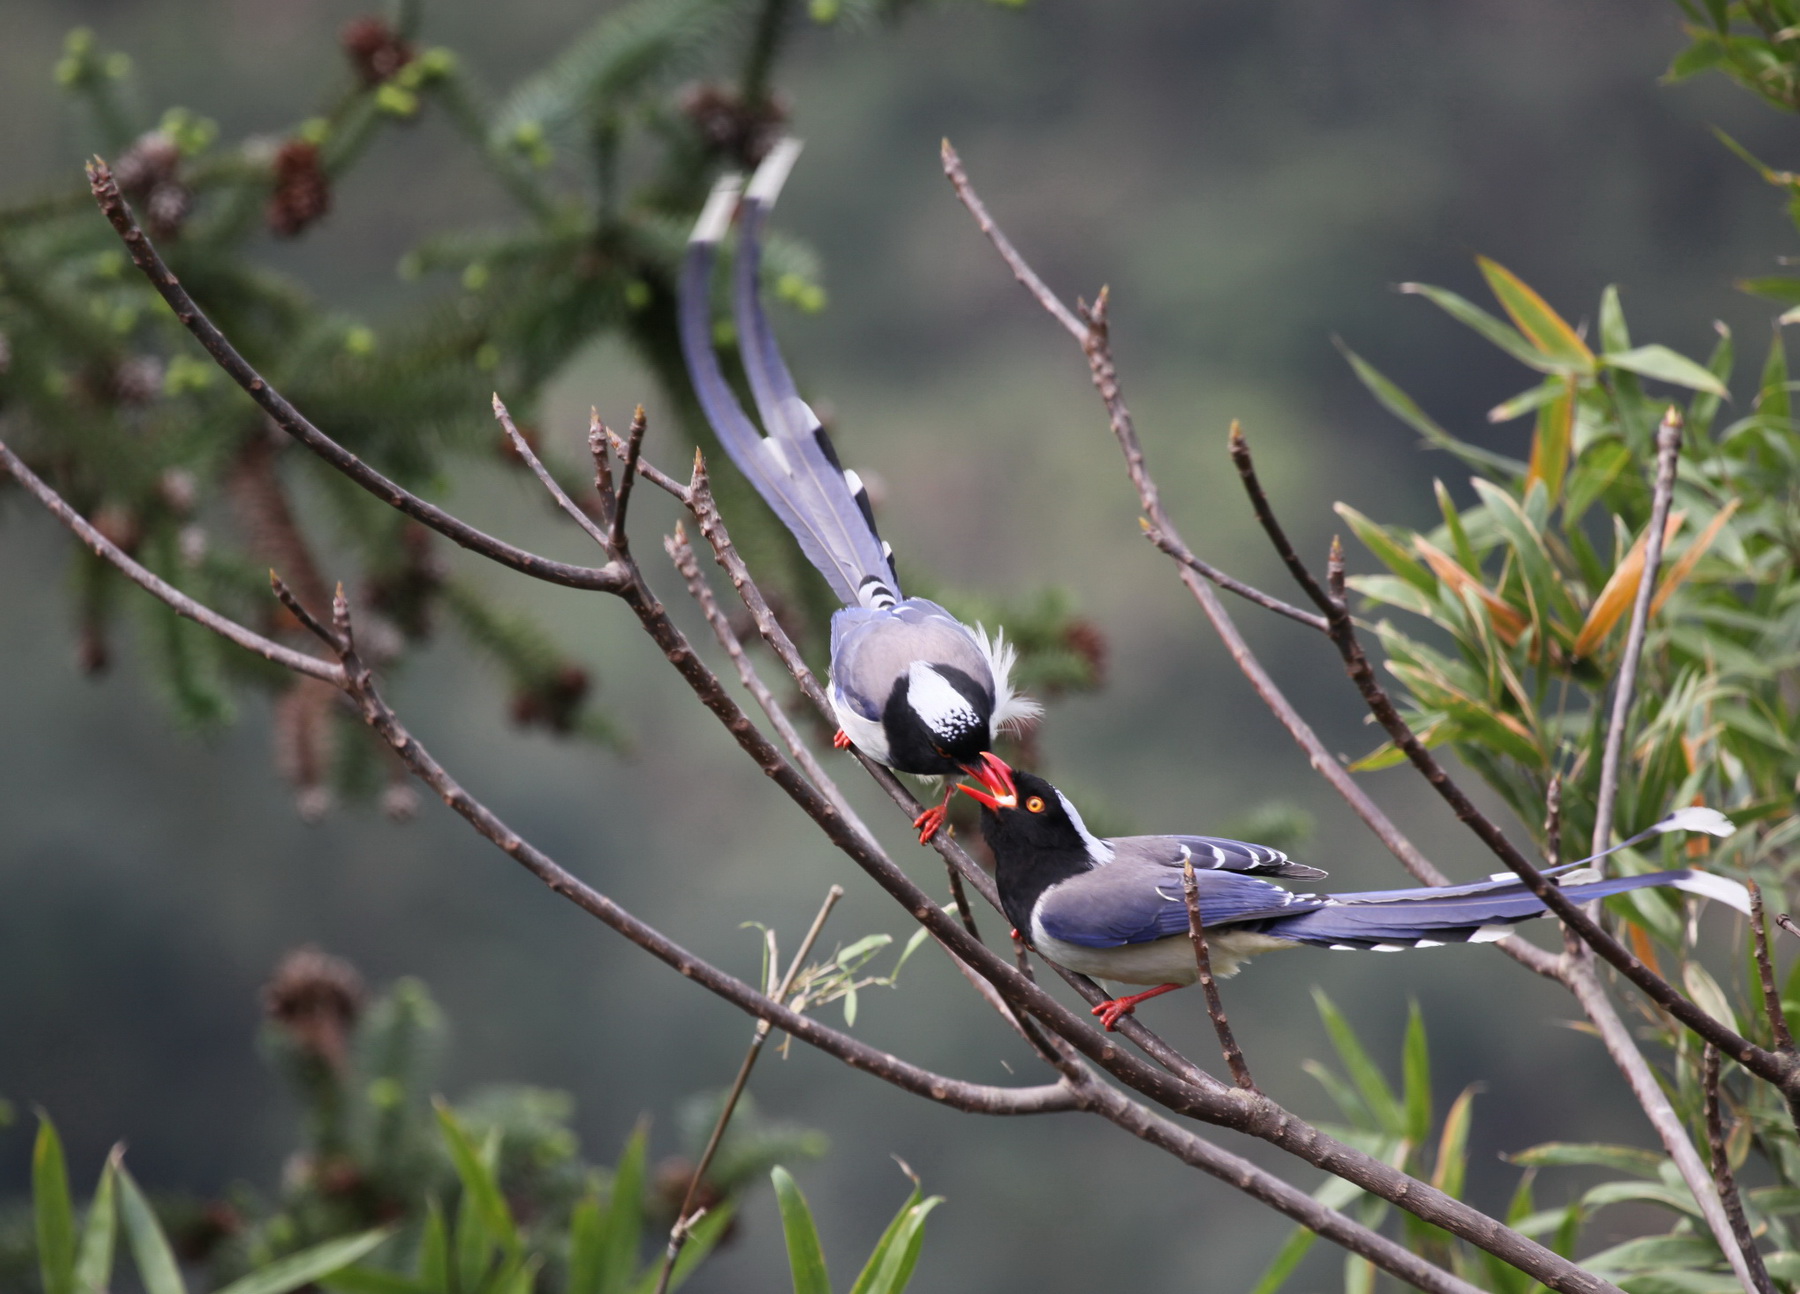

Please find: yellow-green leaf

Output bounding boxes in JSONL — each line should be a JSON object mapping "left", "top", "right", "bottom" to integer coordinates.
{"left": 1477, "top": 257, "right": 1595, "bottom": 373}
{"left": 1602, "top": 345, "right": 1729, "bottom": 396}
{"left": 1525, "top": 378, "right": 1576, "bottom": 505}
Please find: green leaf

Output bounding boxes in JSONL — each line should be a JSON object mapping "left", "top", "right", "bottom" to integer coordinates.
{"left": 1488, "top": 378, "right": 1565, "bottom": 424}
{"left": 1333, "top": 504, "right": 1435, "bottom": 594}
{"left": 1759, "top": 328, "right": 1790, "bottom": 424}
{"left": 1602, "top": 345, "right": 1729, "bottom": 396}
{"left": 859, "top": 1197, "right": 942, "bottom": 1294}
{"left": 74, "top": 1153, "right": 118, "bottom": 1294}
{"left": 434, "top": 1100, "right": 520, "bottom": 1259}
{"left": 420, "top": 1201, "right": 450, "bottom": 1292}
{"left": 1311, "top": 990, "right": 1403, "bottom": 1138}
{"left": 1399, "top": 283, "right": 1557, "bottom": 372}
{"left": 771, "top": 1167, "right": 831, "bottom": 1294}
{"left": 214, "top": 1231, "right": 392, "bottom": 1294}
{"left": 1599, "top": 284, "right": 1632, "bottom": 354}
{"left": 597, "top": 1124, "right": 648, "bottom": 1294}
{"left": 1509, "top": 1142, "right": 1665, "bottom": 1177}
{"left": 849, "top": 1178, "right": 922, "bottom": 1294}
{"left": 1335, "top": 340, "right": 1528, "bottom": 474}
{"left": 1247, "top": 1227, "right": 1316, "bottom": 1294}
{"left": 117, "top": 1163, "right": 186, "bottom": 1294}
{"left": 321, "top": 1267, "right": 427, "bottom": 1294}
{"left": 34, "top": 1116, "right": 77, "bottom": 1294}
{"left": 567, "top": 1194, "right": 605, "bottom": 1294}
{"left": 1400, "top": 1002, "right": 1431, "bottom": 1148}
{"left": 1430, "top": 1086, "right": 1477, "bottom": 1200}
{"left": 1527, "top": 378, "right": 1575, "bottom": 505}
{"left": 1477, "top": 256, "right": 1596, "bottom": 373}
{"left": 835, "top": 934, "right": 893, "bottom": 965}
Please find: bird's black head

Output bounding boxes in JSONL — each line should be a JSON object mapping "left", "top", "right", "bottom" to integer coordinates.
{"left": 956, "top": 757, "right": 1092, "bottom": 859}
{"left": 955, "top": 755, "right": 1101, "bottom": 935}
{"left": 881, "top": 662, "right": 994, "bottom": 775}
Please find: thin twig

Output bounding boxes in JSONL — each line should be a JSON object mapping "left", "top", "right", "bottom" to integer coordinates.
{"left": 940, "top": 140, "right": 1087, "bottom": 342}
{"left": 655, "top": 886, "right": 844, "bottom": 1294}
{"left": 1592, "top": 409, "right": 1683, "bottom": 858}
{"left": 1704, "top": 1046, "right": 1776, "bottom": 1294}
{"left": 1779, "top": 914, "right": 1800, "bottom": 942}
{"left": 88, "top": 160, "right": 626, "bottom": 593}
{"left": 0, "top": 438, "right": 345, "bottom": 685}
{"left": 611, "top": 405, "right": 648, "bottom": 553}
{"left": 1181, "top": 859, "right": 1254, "bottom": 1090}
{"left": 1140, "top": 517, "right": 1328, "bottom": 631}
{"left": 493, "top": 396, "right": 614, "bottom": 552}
{"left": 1751, "top": 884, "right": 1795, "bottom": 1053}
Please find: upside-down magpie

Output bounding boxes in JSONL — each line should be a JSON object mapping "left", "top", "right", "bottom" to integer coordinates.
{"left": 679, "top": 141, "right": 1039, "bottom": 843}
{"left": 958, "top": 756, "right": 1747, "bottom": 1030}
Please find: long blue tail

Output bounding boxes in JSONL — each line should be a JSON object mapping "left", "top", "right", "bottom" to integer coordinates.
{"left": 1260, "top": 867, "right": 1747, "bottom": 952}
{"left": 678, "top": 141, "right": 899, "bottom": 609}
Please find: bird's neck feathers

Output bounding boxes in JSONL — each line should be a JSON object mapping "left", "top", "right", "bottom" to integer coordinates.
{"left": 982, "top": 814, "right": 1102, "bottom": 938}
{"left": 972, "top": 624, "right": 1042, "bottom": 736}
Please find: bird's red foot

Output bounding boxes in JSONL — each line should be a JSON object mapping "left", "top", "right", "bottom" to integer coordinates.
{"left": 913, "top": 802, "right": 949, "bottom": 844}
{"left": 832, "top": 729, "right": 853, "bottom": 750}
{"left": 1090, "top": 983, "right": 1182, "bottom": 1031}
{"left": 1091, "top": 998, "right": 1138, "bottom": 1031}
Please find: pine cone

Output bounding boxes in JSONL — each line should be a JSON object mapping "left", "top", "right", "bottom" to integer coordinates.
{"left": 266, "top": 140, "right": 331, "bottom": 239}
{"left": 341, "top": 16, "right": 414, "bottom": 86}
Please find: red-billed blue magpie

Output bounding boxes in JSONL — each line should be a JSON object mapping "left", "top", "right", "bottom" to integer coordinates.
{"left": 958, "top": 756, "right": 1747, "bottom": 1030}
{"left": 680, "top": 141, "right": 1039, "bottom": 841}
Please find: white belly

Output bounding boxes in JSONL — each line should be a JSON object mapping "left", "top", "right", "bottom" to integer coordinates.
{"left": 829, "top": 687, "right": 890, "bottom": 765}
{"left": 1033, "top": 928, "right": 1299, "bottom": 986}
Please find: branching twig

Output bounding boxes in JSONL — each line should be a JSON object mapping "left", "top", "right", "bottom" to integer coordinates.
{"left": 654, "top": 886, "right": 844, "bottom": 1294}
{"left": 88, "top": 161, "right": 626, "bottom": 593}
{"left": 1751, "top": 884, "right": 1795, "bottom": 1054}
{"left": 0, "top": 440, "right": 345, "bottom": 685}
{"left": 1140, "top": 516, "right": 1328, "bottom": 632}
{"left": 1704, "top": 1046, "right": 1776, "bottom": 1294}
{"left": 1591, "top": 409, "right": 1683, "bottom": 858}
{"left": 1181, "top": 858, "right": 1254, "bottom": 1090}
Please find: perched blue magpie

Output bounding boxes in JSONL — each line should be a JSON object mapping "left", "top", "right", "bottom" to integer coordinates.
{"left": 958, "top": 758, "right": 1747, "bottom": 1029}
{"left": 680, "top": 141, "right": 1038, "bottom": 841}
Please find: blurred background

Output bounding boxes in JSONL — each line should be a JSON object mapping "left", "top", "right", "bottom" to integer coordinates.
{"left": 2, "top": 0, "right": 1796, "bottom": 1288}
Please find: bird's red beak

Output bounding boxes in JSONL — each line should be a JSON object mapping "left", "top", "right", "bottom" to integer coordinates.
{"left": 956, "top": 751, "right": 1018, "bottom": 810}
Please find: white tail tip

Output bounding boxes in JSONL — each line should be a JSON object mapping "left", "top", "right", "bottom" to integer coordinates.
{"left": 691, "top": 174, "right": 744, "bottom": 246}
{"left": 745, "top": 137, "right": 804, "bottom": 208}
{"left": 1654, "top": 806, "right": 1736, "bottom": 838}
{"left": 1670, "top": 870, "right": 1752, "bottom": 915}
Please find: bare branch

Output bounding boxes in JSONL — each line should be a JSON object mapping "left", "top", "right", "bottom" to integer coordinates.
{"left": 0, "top": 438, "right": 345, "bottom": 685}
{"left": 268, "top": 571, "right": 339, "bottom": 649}
{"left": 1591, "top": 409, "right": 1682, "bottom": 857}
{"left": 1704, "top": 1046, "right": 1776, "bottom": 1294}
{"left": 493, "top": 395, "right": 615, "bottom": 553}
{"left": 941, "top": 139, "right": 1087, "bottom": 342}
{"left": 1181, "top": 858, "right": 1254, "bottom": 1090}
{"left": 88, "top": 160, "right": 626, "bottom": 594}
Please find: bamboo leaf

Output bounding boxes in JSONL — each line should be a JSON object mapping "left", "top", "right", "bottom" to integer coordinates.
{"left": 1398, "top": 282, "right": 1556, "bottom": 371}
{"left": 1412, "top": 536, "right": 1527, "bottom": 643}
{"left": 1525, "top": 378, "right": 1576, "bottom": 504}
{"left": 34, "top": 1116, "right": 77, "bottom": 1294}
{"left": 598, "top": 1124, "right": 648, "bottom": 1294}
{"left": 1335, "top": 503, "right": 1436, "bottom": 594}
{"left": 1510, "top": 1143, "right": 1666, "bottom": 1177}
{"left": 434, "top": 1100, "right": 520, "bottom": 1259}
{"left": 1312, "top": 990, "right": 1404, "bottom": 1138}
{"left": 849, "top": 1177, "right": 922, "bottom": 1294}
{"left": 117, "top": 1163, "right": 187, "bottom": 1294}
{"left": 1335, "top": 340, "right": 1528, "bottom": 473}
{"left": 1477, "top": 256, "right": 1596, "bottom": 372}
{"left": 214, "top": 1231, "right": 392, "bottom": 1294}
{"left": 1247, "top": 1227, "right": 1316, "bottom": 1294}
{"left": 1571, "top": 511, "right": 1686, "bottom": 658}
{"left": 74, "top": 1152, "right": 118, "bottom": 1294}
{"left": 1650, "top": 498, "right": 1739, "bottom": 616}
{"left": 1430, "top": 1086, "right": 1478, "bottom": 1199}
{"left": 771, "top": 1167, "right": 831, "bottom": 1294}
{"left": 1602, "top": 345, "right": 1730, "bottom": 396}
{"left": 860, "top": 1197, "right": 942, "bottom": 1294}
{"left": 1401, "top": 1002, "right": 1432, "bottom": 1148}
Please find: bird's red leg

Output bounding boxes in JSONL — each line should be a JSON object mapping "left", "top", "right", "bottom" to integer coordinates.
{"left": 912, "top": 788, "right": 956, "bottom": 844}
{"left": 1092, "top": 983, "right": 1183, "bottom": 1031}
{"left": 832, "top": 728, "right": 853, "bottom": 750}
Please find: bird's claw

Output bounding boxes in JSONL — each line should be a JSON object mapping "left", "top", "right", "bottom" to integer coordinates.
{"left": 913, "top": 803, "right": 949, "bottom": 844}
{"left": 1091, "top": 998, "right": 1136, "bottom": 1031}
{"left": 832, "top": 728, "right": 853, "bottom": 750}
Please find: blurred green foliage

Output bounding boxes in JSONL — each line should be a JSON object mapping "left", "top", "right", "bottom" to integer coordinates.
{"left": 5, "top": 948, "right": 855, "bottom": 1294}
{"left": 0, "top": 0, "right": 1097, "bottom": 818}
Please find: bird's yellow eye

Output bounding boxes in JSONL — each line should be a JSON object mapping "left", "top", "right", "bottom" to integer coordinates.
{"left": 1025, "top": 796, "right": 1046, "bottom": 814}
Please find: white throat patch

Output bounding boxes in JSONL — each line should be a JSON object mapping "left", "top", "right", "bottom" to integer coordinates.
{"left": 906, "top": 662, "right": 981, "bottom": 741}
